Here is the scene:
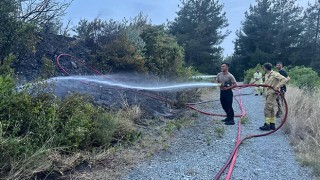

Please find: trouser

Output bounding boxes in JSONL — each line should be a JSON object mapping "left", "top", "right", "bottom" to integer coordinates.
{"left": 220, "top": 90, "right": 234, "bottom": 121}
{"left": 255, "top": 86, "right": 263, "bottom": 95}
{"left": 276, "top": 91, "right": 285, "bottom": 114}
{"left": 264, "top": 92, "right": 277, "bottom": 124}
{"left": 254, "top": 81, "right": 263, "bottom": 94}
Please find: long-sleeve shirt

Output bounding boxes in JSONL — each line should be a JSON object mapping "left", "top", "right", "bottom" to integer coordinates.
{"left": 264, "top": 70, "right": 288, "bottom": 95}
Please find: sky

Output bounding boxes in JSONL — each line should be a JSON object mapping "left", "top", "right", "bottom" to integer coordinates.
{"left": 62, "top": 0, "right": 310, "bottom": 57}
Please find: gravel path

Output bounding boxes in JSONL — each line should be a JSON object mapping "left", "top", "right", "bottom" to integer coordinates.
{"left": 124, "top": 87, "right": 313, "bottom": 180}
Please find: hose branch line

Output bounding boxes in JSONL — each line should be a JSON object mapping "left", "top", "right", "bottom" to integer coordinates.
{"left": 226, "top": 89, "right": 246, "bottom": 180}
{"left": 214, "top": 84, "right": 288, "bottom": 180}
{"left": 56, "top": 53, "right": 105, "bottom": 76}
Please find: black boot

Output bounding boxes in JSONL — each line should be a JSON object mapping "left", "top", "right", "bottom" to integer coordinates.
{"left": 221, "top": 118, "right": 228, "bottom": 122}
{"left": 225, "top": 120, "right": 235, "bottom": 125}
{"left": 259, "top": 124, "right": 270, "bottom": 131}
{"left": 276, "top": 111, "right": 282, "bottom": 118}
{"left": 270, "top": 123, "right": 276, "bottom": 130}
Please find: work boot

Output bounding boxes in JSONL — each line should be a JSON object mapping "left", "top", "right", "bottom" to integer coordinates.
{"left": 270, "top": 123, "right": 276, "bottom": 130}
{"left": 259, "top": 124, "right": 270, "bottom": 131}
{"left": 221, "top": 118, "right": 228, "bottom": 122}
{"left": 276, "top": 111, "right": 282, "bottom": 118}
{"left": 225, "top": 120, "right": 235, "bottom": 125}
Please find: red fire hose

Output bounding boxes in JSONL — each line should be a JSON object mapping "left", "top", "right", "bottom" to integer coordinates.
{"left": 214, "top": 84, "right": 288, "bottom": 180}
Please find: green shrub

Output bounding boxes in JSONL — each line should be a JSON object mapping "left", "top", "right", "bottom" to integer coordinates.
{"left": 0, "top": 54, "right": 15, "bottom": 76}
{"left": 0, "top": 74, "right": 138, "bottom": 178}
{"left": 288, "top": 66, "right": 320, "bottom": 90}
{"left": 91, "top": 111, "right": 117, "bottom": 147}
{"left": 177, "top": 66, "right": 200, "bottom": 81}
{"left": 41, "top": 55, "right": 56, "bottom": 79}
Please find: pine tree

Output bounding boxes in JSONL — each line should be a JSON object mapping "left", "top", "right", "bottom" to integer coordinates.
{"left": 169, "top": 0, "right": 228, "bottom": 74}
{"left": 300, "top": 1, "right": 320, "bottom": 72}
{"left": 233, "top": 0, "right": 276, "bottom": 71}
{"left": 271, "top": 0, "right": 304, "bottom": 65}
{"left": 232, "top": 0, "right": 304, "bottom": 77}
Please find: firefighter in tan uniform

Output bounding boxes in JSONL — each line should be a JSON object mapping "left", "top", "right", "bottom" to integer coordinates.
{"left": 260, "top": 63, "right": 288, "bottom": 131}
{"left": 253, "top": 69, "right": 263, "bottom": 95}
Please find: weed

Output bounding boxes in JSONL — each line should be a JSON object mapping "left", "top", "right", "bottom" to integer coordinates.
{"left": 162, "top": 142, "right": 170, "bottom": 150}
{"left": 214, "top": 126, "right": 225, "bottom": 138}
{"left": 241, "top": 116, "right": 249, "bottom": 124}
{"left": 165, "top": 121, "right": 176, "bottom": 133}
{"left": 191, "top": 112, "right": 199, "bottom": 118}
{"left": 205, "top": 130, "right": 212, "bottom": 145}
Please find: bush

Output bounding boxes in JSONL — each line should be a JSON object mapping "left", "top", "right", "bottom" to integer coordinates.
{"left": 287, "top": 66, "right": 320, "bottom": 90}
{"left": 0, "top": 75, "right": 139, "bottom": 178}
{"left": 177, "top": 66, "right": 200, "bottom": 81}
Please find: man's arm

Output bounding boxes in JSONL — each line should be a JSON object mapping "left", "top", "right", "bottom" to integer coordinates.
{"left": 215, "top": 74, "right": 223, "bottom": 87}
{"left": 227, "top": 82, "right": 237, "bottom": 90}
{"left": 283, "top": 71, "right": 290, "bottom": 81}
{"left": 275, "top": 73, "right": 288, "bottom": 91}
{"left": 281, "top": 70, "right": 288, "bottom": 78}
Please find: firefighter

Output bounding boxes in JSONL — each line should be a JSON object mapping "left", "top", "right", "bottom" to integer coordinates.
{"left": 260, "top": 63, "right": 288, "bottom": 131}
{"left": 275, "top": 62, "right": 289, "bottom": 117}
{"left": 253, "top": 68, "right": 263, "bottom": 95}
{"left": 216, "top": 63, "right": 237, "bottom": 125}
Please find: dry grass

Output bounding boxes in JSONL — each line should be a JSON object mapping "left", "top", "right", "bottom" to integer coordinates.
{"left": 283, "top": 86, "right": 320, "bottom": 177}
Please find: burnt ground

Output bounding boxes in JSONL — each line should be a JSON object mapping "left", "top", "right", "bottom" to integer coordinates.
{"left": 42, "top": 74, "right": 200, "bottom": 118}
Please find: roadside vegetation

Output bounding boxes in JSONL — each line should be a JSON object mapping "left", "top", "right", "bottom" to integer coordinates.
{"left": 284, "top": 86, "right": 320, "bottom": 177}
{"left": 283, "top": 68, "right": 320, "bottom": 177}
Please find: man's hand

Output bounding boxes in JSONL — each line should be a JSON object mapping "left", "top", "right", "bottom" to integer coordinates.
{"left": 222, "top": 86, "right": 229, "bottom": 90}
{"left": 286, "top": 76, "right": 290, "bottom": 81}
{"left": 274, "top": 87, "right": 282, "bottom": 95}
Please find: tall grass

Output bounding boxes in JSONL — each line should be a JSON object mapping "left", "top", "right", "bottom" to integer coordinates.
{"left": 283, "top": 86, "right": 320, "bottom": 176}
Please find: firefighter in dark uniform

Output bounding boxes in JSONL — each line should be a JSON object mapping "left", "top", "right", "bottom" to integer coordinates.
{"left": 276, "top": 62, "right": 289, "bottom": 118}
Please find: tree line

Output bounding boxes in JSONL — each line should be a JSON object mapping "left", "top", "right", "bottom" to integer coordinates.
{"left": 231, "top": 0, "right": 320, "bottom": 80}
{"left": 1, "top": 0, "right": 319, "bottom": 80}
{"left": 0, "top": 0, "right": 229, "bottom": 79}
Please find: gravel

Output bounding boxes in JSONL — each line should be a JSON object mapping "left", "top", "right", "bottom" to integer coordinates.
{"left": 124, "top": 87, "right": 313, "bottom": 180}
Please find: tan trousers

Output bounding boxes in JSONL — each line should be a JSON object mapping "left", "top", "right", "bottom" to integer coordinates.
{"left": 255, "top": 86, "right": 263, "bottom": 94}
{"left": 264, "top": 92, "right": 277, "bottom": 118}
{"left": 254, "top": 80, "right": 263, "bottom": 95}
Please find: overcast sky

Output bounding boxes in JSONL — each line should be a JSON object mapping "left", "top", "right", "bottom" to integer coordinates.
{"left": 62, "top": 0, "right": 310, "bottom": 57}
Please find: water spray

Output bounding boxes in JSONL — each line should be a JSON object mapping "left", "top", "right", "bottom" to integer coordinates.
{"left": 50, "top": 76, "right": 221, "bottom": 91}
